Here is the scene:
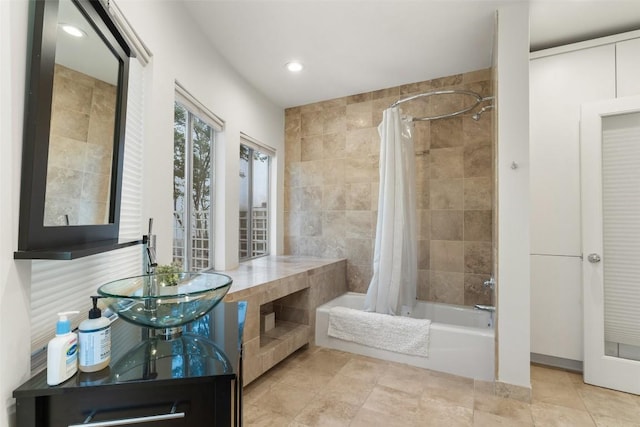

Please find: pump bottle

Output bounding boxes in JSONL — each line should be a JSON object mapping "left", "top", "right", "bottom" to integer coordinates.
{"left": 78, "top": 296, "right": 111, "bottom": 372}
{"left": 47, "top": 311, "right": 79, "bottom": 386}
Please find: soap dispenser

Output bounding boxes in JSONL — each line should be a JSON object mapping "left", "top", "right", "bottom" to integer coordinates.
{"left": 78, "top": 296, "right": 111, "bottom": 373}
{"left": 47, "top": 311, "right": 79, "bottom": 386}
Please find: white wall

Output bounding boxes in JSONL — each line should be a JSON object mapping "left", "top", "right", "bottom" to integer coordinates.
{"left": 1, "top": 1, "right": 32, "bottom": 425}
{"left": 117, "top": 1, "right": 285, "bottom": 271}
{"left": 496, "top": 3, "right": 531, "bottom": 389}
{"left": 0, "top": 1, "right": 283, "bottom": 425}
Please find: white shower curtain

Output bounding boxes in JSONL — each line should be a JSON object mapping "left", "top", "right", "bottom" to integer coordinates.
{"left": 364, "top": 107, "right": 418, "bottom": 315}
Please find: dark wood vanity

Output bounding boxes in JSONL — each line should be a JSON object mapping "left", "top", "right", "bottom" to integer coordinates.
{"left": 13, "top": 301, "right": 245, "bottom": 426}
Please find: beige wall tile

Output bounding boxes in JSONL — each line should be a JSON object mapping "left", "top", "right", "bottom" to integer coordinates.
{"left": 322, "top": 211, "right": 347, "bottom": 239}
{"left": 431, "top": 178, "right": 464, "bottom": 210}
{"left": 300, "top": 212, "right": 322, "bottom": 237}
{"left": 416, "top": 269, "right": 430, "bottom": 300}
{"left": 346, "top": 182, "right": 371, "bottom": 210}
{"left": 431, "top": 147, "right": 464, "bottom": 178}
{"left": 323, "top": 105, "right": 347, "bottom": 134}
{"left": 463, "top": 142, "right": 492, "bottom": 177}
{"left": 464, "top": 241, "right": 493, "bottom": 274}
{"left": 322, "top": 158, "right": 345, "bottom": 185}
{"left": 347, "top": 262, "right": 372, "bottom": 293}
{"left": 431, "top": 209, "right": 463, "bottom": 241}
{"left": 418, "top": 241, "right": 430, "bottom": 270}
{"left": 301, "top": 135, "right": 323, "bottom": 161}
{"left": 429, "top": 271, "right": 464, "bottom": 304}
{"left": 301, "top": 111, "right": 323, "bottom": 136}
{"left": 464, "top": 210, "right": 492, "bottom": 241}
{"left": 323, "top": 133, "right": 346, "bottom": 159}
{"left": 346, "top": 128, "right": 376, "bottom": 156}
{"left": 431, "top": 116, "right": 463, "bottom": 148}
{"left": 346, "top": 101, "right": 373, "bottom": 130}
{"left": 464, "top": 177, "right": 493, "bottom": 210}
{"left": 322, "top": 185, "right": 346, "bottom": 210}
{"left": 346, "top": 210, "right": 372, "bottom": 239}
{"left": 431, "top": 240, "right": 464, "bottom": 272}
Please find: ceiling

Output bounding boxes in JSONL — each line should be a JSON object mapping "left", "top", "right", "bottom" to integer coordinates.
{"left": 184, "top": 1, "right": 640, "bottom": 108}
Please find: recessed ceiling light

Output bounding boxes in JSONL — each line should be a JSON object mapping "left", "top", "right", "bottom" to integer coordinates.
{"left": 285, "top": 61, "right": 304, "bottom": 72}
{"left": 60, "top": 24, "right": 86, "bottom": 38}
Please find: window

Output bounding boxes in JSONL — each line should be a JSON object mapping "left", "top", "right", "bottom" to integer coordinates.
{"left": 239, "top": 136, "right": 273, "bottom": 260}
{"left": 173, "top": 86, "right": 223, "bottom": 271}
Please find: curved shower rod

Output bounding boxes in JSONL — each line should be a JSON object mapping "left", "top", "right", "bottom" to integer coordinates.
{"left": 390, "top": 89, "right": 494, "bottom": 122}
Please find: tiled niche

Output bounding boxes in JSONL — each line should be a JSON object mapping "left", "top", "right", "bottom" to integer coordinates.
{"left": 284, "top": 68, "right": 494, "bottom": 307}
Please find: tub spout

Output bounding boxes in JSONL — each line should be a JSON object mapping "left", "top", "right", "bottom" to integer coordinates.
{"left": 474, "top": 304, "right": 495, "bottom": 313}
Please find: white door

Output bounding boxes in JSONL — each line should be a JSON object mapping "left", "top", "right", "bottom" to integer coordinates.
{"left": 581, "top": 95, "right": 640, "bottom": 394}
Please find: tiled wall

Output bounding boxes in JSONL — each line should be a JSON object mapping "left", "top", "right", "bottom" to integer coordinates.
{"left": 45, "top": 64, "right": 116, "bottom": 226}
{"left": 284, "top": 68, "right": 494, "bottom": 307}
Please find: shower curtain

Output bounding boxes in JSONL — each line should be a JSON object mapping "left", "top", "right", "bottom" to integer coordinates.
{"left": 364, "top": 107, "right": 417, "bottom": 315}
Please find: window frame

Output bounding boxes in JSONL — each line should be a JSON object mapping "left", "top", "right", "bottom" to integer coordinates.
{"left": 173, "top": 83, "right": 224, "bottom": 271}
{"left": 239, "top": 134, "right": 274, "bottom": 261}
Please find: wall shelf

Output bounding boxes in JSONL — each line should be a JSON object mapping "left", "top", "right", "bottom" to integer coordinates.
{"left": 13, "top": 239, "right": 143, "bottom": 260}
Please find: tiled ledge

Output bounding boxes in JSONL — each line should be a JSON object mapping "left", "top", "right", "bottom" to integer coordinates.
{"left": 221, "top": 255, "right": 345, "bottom": 300}
{"left": 218, "top": 255, "right": 347, "bottom": 385}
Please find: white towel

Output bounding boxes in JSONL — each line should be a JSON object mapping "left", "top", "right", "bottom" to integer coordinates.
{"left": 327, "top": 306, "right": 431, "bottom": 358}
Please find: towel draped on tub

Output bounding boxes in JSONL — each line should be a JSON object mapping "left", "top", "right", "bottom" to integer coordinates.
{"left": 327, "top": 306, "right": 431, "bottom": 358}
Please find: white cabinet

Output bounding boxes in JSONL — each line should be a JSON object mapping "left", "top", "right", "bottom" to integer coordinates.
{"left": 530, "top": 45, "right": 616, "bottom": 256}
{"left": 530, "top": 43, "right": 617, "bottom": 363}
{"left": 530, "top": 255, "right": 583, "bottom": 361}
{"left": 617, "top": 38, "right": 640, "bottom": 97}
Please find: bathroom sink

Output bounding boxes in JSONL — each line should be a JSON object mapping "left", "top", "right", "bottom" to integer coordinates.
{"left": 98, "top": 271, "right": 232, "bottom": 334}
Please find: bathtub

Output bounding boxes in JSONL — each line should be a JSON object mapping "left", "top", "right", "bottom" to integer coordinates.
{"left": 315, "top": 292, "right": 495, "bottom": 381}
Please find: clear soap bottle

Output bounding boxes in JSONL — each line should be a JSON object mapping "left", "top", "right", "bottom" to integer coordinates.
{"left": 78, "top": 296, "right": 111, "bottom": 373}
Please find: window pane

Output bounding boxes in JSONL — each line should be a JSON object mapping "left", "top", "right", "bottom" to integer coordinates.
{"left": 251, "top": 150, "right": 269, "bottom": 257}
{"left": 190, "top": 116, "right": 213, "bottom": 271}
{"left": 173, "top": 103, "right": 187, "bottom": 268}
{"left": 239, "top": 146, "right": 250, "bottom": 259}
{"left": 173, "top": 101, "right": 215, "bottom": 272}
{"left": 239, "top": 143, "right": 270, "bottom": 261}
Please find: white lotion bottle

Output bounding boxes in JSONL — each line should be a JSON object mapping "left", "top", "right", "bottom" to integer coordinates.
{"left": 78, "top": 296, "right": 111, "bottom": 372}
{"left": 47, "top": 311, "right": 79, "bottom": 386}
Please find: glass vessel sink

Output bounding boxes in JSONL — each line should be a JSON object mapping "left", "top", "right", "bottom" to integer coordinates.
{"left": 98, "top": 272, "right": 232, "bottom": 338}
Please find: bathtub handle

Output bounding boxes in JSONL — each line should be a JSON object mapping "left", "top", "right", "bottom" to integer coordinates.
{"left": 483, "top": 277, "right": 495, "bottom": 289}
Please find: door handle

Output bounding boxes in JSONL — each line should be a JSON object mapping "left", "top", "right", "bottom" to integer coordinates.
{"left": 587, "top": 253, "right": 601, "bottom": 263}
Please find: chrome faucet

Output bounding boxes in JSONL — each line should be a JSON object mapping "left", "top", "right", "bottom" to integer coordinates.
{"left": 483, "top": 276, "right": 495, "bottom": 290}
{"left": 474, "top": 304, "right": 495, "bottom": 313}
{"left": 145, "top": 218, "right": 158, "bottom": 275}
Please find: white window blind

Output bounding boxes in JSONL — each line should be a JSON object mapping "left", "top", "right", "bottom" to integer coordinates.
{"left": 30, "top": 59, "right": 146, "bottom": 363}
{"left": 602, "top": 112, "right": 640, "bottom": 347}
{"left": 175, "top": 81, "right": 225, "bottom": 132}
{"left": 101, "top": 0, "right": 152, "bottom": 65}
{"left": 240, "top": 132, "right": 276, "bottom": 157}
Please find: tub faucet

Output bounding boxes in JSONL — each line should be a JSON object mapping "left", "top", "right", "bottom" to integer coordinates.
{"left": 474, "top": 304, "right": 495, "bottom": 313}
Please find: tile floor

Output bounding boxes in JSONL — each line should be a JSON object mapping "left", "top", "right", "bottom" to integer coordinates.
{"left": 242, "top": 346, "right": 640, "bottom": 426}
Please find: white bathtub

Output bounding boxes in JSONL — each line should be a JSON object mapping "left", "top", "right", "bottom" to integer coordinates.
{"left": 316, "top": 292, "right": 495, "bottom": 381}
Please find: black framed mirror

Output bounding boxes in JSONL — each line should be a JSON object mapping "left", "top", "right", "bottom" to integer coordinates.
{"left": 16, "top": 0, "right": 136, "bottom": 259}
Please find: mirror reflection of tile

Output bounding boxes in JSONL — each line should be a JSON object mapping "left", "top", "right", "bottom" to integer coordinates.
{"left": 44, "top": 64, "right": 115, "bottom": 226}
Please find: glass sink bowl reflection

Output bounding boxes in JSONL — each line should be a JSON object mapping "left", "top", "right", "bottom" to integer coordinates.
{"left": 98, "top": 272, "right": 232, "bottom": 332}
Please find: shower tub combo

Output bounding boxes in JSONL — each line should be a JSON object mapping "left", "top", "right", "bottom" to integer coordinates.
{"left": 316, "top": 292, "right": 495, "bottom": 381}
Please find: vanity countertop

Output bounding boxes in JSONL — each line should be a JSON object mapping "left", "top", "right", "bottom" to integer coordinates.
{"left": 13, "top": 301, "right": 243, "bottom": 398}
